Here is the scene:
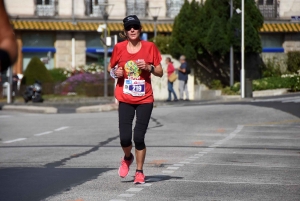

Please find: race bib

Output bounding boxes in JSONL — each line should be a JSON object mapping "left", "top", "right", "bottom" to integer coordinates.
{"left": 123, "top": 79, "right": 145, "bottom": 96}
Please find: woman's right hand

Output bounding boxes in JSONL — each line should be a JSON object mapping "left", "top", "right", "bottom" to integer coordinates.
{"left": 114, "top": 67, "right": 124, "bottom": 78}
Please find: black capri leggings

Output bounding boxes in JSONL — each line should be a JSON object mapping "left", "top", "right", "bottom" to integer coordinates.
{"left": 118, "top": 102, "right": 153, "bottom": 150}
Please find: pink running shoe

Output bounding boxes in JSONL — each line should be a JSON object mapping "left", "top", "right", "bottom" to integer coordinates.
{"left": 118, "top": 155, "right": 134, "bottom": 178}
{"left": 133, "top": 172, "right": 145, "bottom": 184}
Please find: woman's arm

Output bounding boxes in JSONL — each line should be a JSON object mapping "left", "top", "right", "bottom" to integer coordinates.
{"left": 149, "top": 64, "right": 163, "bottom": 78}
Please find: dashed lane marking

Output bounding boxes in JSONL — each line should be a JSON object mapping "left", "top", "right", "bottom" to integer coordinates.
{"left": 3, "top": 138, "right": 27, "bottom": 143}
{"left": 167, "top": 166, "right": 180, "bottom": 170}
{"left": 162, "top": 170, "right": 174, "bottom": 174}
{"left": 173, "top": 164, "right": 185, "bottom": 167}
{"left": 168, "top": 179, "right": 300, "bottom": 186}
{"left": 118, "top": 194, "right": 135, "bottom": 197}
{"left": 34, "top": 131, "right": 53, "bottom": 136}
{"left": 126, "top": 188, "right": 143, "bottom": 192}
{"left": 109, "top": 200, "right": 126, "bottom": 201}
{"left": 54, "top": 126, "right": 69, "bottom": 131}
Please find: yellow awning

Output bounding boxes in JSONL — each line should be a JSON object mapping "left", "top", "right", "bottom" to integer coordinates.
{"left": 11, "top": 20, "right": 173, "bottom": 33}
{"left": 11, "top": 20, "right": 300, "bottom": 33}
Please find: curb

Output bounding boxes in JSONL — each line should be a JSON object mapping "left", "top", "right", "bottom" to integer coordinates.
{"left": 76, "top": 103, "right": 118, "bottom": 113}
{"left": 2, "top": 105, "right": 58, "bottom": 114}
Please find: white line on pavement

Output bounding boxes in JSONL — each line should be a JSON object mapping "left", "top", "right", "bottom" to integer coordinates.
{"left": 3, "top": 138, "right": 27, "bottom": 143}
{"left": 34, "top": 131, "right": 53, "bottom": 136}
{"left": 0, "top": 115, "right": 12, "bottom": 118}
{"left": 168, "top": 179, "right": 300, "bottom": 186}
{"left": 118, "top": 194, "right": 135, "bottom": 197}
{"left": 189, "top": 162, "right": 300, "bottom": 169}
{"left": 167, "top": 166, "right": 180, "bottom": 170}
{"left": 126, "top": 188, "right": 143, "bottom": 192}
{"left": 162, "top": 170, "right": 174, "bottom": 174}
{"left": 109, "top": 199, "right": 126, "bottom": 201}
{"left": 54, "top": 126, "right": 69, "bottom": 132}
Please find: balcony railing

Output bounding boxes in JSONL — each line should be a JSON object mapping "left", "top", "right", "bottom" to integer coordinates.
{"left": 257, "top": 0, "right": 279, "bottom": 19}
{"left": 36, "top": 5, "right": 55, "bottom": 16}
{"left": 126, "top": 0, "right": 148, "bottom": 18}
{"left": 166, "top": 0, "right": 184, "bottom": 18}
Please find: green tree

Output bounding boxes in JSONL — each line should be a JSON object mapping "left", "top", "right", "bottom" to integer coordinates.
{"left": 21, "top": 57, "right": 53, "bottom": 85}
{"left": 170, "top": 0, "right": 264, "bottom": 86}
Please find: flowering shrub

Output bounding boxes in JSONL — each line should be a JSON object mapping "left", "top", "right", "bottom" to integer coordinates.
{"left": 251, "top": 70, "right": 300, "bottom": 92}
{"left": 63, "top": 63, "right": 104, "bottom": 77}
{"left": 281, "top": 70, "right": 300, "bottom": 92}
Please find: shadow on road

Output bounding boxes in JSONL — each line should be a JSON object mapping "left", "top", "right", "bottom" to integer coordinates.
{"left": 0, "top": 167, "right": 114, "bottom": 201}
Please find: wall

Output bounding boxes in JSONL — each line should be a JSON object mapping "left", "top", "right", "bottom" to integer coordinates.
{"left": 279, "top": 0, "right": 300, "bottom": 19}
{"left": 283, "top": 33, "right": 300, "bottom": 52}
{"left": 151, "top": 54, "right": 194, "bottom": 100}
{"left": 55, "top": 32, "right": 86, "bottom": 68}
{"left": 4, "top": 0, "right": 34, "bottom": 16}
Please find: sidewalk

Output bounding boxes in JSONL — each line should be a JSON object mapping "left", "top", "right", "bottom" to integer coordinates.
{"left": 0, "top": 89, "right": 296, "bottom": 114}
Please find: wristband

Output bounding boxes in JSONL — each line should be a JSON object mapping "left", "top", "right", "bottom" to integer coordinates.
{"left": 149, "top": 65, "right": 154, "bottom": 73}
{"left": 110, "top": 67, "right": 117, "bottom": 79}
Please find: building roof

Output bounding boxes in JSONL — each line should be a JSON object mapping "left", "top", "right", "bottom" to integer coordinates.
{"left": 11, "top": 20, "right": 300, "bottom": 33}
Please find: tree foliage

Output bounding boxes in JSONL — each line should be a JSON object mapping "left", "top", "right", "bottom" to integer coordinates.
{"left": 21, "top": 57, "right": 53, "bottom": 85}
{"left": 170, "top": 0, "right": 264, "bottom": 86}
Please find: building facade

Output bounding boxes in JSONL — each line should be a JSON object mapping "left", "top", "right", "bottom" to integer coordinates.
{"left": 5, "top": 0, "right": 300, "bottom": 74}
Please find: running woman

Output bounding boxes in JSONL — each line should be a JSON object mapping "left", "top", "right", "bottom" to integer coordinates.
{"left": 108, "top": 15, "right": 163, "bottom": 184}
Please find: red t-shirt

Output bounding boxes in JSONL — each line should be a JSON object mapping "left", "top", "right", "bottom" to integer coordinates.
{"left": 110, "top": 40, "right": 162, "bottom": 104}
{"left": 167, "top": 62, "right": 175, "bottom": 77}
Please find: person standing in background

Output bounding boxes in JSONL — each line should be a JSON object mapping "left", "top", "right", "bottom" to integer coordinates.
{"left": 177, "top": 55, "right": 189, "bottom": 101}
{"left": 166, "top": 57, "right": 178, "bottom": 102}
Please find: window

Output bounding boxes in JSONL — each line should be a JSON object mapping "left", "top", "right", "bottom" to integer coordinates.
{"left": 85, "top": 0, "right": 107, "bottom": 17}
{"left": 166, "top": 0, "right": 184, "bottom": 18}
{"left": 36, "top": 0, "right": 56, "bottom": 16}
{"left": 126, "top": 0, "right": 148, "bottom": 18}
{"left": 266, "top": 0, "right": 273, "bottom": 5}
{"left": 257, "top": 0, "right": 278, "bottom": 19}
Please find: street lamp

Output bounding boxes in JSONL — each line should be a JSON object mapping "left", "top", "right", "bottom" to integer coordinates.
{"left": 230, "top": 0, "right": 234, "bottom": 87}
{"left": 241, "top": 0, "right": 245, "bottom": 98}
{"left": 98, "top": 3, "right": 113, "bottom": 98}
{"left": 148, "top": 7, "right": 161, "bottom": 39}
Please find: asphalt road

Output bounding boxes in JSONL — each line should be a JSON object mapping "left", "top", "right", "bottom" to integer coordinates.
{"left": 0, "top": 96, "right": 299, "bottom": 201}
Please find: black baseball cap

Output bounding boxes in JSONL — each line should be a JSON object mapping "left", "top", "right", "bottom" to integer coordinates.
{"left": 123, "top": 15, "right": 141, "bottom": 29}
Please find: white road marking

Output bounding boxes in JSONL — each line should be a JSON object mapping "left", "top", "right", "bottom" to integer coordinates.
{"left": 167, "top": 166, "right": 179, "bottom": 170}
{"left": 189, "top": 156, "right": 199, "bottom": 159}
{"left": 3, "top": 138, "right": 27, "bottom": 143}
{"left": 162, "top": 170, "right": 174, "bottom": 174}
{"left": 185, "top": 159, "right": 196, "bottom": 161}
{"left": 126, "top": 188, "right": 143, "bottom": 192}
{"left": 140, "top": 183, "right": 152, "bottom": 186}
{"left": 0, "top": 115, "right": 11, "bottom": 118}
{"left": 168, "top": 179, "right": 299, "bottom": 186}
{"left": 194, "top": 154, "right": 204, "bottom": 157}
{"left": 118, "top": 194, "right": 135, "bottom": 197}
{"left": 173, "top": 164, "right": 185, "bottom": 167}
{"left": 189, "top": 162, "right": 300, "bottom": 169}
{"left": 109, "top": 200, "right": 126, "bottom": 201}
{"left": 198, "top": 152, "right": 207, "bottom": 154}
{"left": 206, "top": 148, "right": 215, "bottom": 151}
{"left": 54, "top": 126, "right": 69, "bottom": 132}
{"left": 179, "top": 161, "right": 190, "bottom": 164}
{"left": 34, "top": 131, "right": 53, "bottom": 136}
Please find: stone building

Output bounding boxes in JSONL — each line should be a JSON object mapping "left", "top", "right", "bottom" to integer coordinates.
{"left": 4, "top": 0, "right": 300, "bottom": 74}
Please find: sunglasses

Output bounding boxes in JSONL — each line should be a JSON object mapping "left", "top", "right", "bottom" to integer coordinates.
{"left": 125, "top": 25, "right": 141, "bottom": 31}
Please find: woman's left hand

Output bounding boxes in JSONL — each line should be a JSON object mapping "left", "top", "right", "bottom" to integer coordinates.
{"left": 136, "top": 59, "right": 150, "bottom": 71}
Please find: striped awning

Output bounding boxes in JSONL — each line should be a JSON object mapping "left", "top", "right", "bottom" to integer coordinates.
{"left": 10, "top": 20, "right": 300, "bottom": 33}
{"left": 260, "top": 23, "right": 300, "bottom": 32}
{"left": 11, "top": 20, "right": 173, "bottom": 33}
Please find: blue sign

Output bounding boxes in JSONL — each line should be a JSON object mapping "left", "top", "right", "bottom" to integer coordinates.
{"left": 291, "top": 16, "right": 300, "bottom": 21}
